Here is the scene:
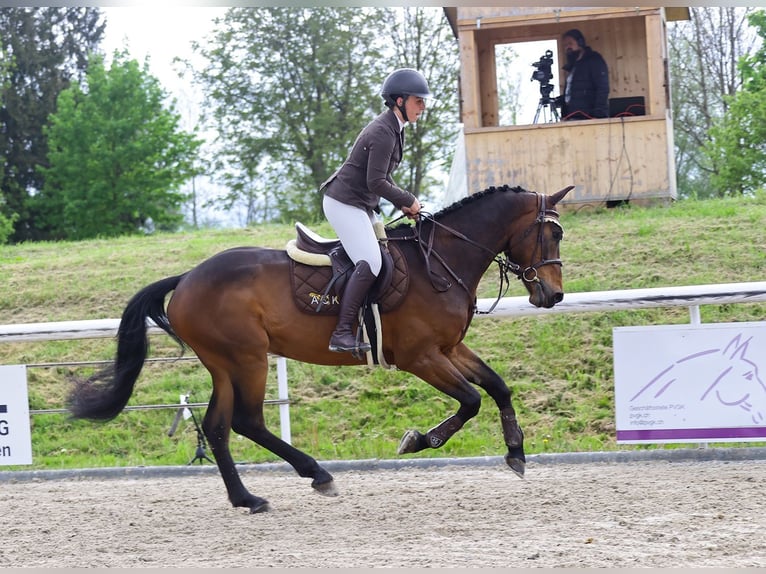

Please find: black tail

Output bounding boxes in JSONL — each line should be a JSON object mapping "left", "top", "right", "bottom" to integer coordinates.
{"left": 68, "top": 274, "right": 186, "bottom": 421}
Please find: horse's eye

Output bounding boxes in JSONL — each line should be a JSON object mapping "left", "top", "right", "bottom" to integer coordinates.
{"left": 552, "top": 228, "right": 563, "bottom": 241}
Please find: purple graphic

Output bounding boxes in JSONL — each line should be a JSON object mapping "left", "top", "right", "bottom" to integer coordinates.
{"left": 617, "top": 331, "right": 766, "bottom": 443}
{"left": 630, "top": 334, "right": 766, "bottom": 425}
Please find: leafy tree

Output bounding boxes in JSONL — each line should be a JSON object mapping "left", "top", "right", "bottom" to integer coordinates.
{"left": 35, "top": 50, "right": 203, "bottom": 240}
{"left": 0, "top": 7, "right": 104, "bottom": 242}
{"left": 704, "top": 10, "right": 766, "bottom": 196}
{"left": 668, "top": 7, "right": 757, "bottom": 198}
{"left": 187, "top": 7, "right": 389, "bottom": 224}
{"left": 0, "top": 44, "right": 17, "bottom": 242}
{"left": 382, "top": 7, "right": 460, "bottom": 210}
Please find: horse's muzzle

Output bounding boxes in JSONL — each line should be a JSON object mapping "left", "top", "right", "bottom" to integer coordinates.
{"left": 529, "top": 283, "right": 564, "bottom": 308}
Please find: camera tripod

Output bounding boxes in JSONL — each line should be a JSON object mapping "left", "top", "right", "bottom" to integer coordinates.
{"left": 533, "top": 94, "right": 560, "bottom": 124}
{"left": 186, "top": 407, "right": 214, "bottom": 465}
{"left": 167, "top": 392, "right": 215, "bottom": 465}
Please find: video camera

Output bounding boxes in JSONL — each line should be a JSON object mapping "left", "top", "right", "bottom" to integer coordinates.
{"left": 530, "top": 49, "right": 554, "bottom": 84}
{"left": 530, "top": 49, "right": 560, "bottom": 105}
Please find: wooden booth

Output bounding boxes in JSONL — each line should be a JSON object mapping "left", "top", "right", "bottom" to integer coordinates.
{"left": 443, "top": 7, "right": 690, "bottom": 209}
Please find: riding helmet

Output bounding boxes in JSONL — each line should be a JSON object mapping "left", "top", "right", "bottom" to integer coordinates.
{"left": 380, "top": 68, "right": 431, "bottom": 107}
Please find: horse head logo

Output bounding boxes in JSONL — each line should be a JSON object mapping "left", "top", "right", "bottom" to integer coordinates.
{"left": 630, "top": 334, "right": 766, "bottom": 425}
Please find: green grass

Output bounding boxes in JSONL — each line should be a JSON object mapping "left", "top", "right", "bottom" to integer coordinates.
{"left": 1, "top": 194, "right": 765, "bottom": 471}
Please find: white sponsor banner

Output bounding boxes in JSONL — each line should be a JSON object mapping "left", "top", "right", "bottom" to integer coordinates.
{"left": 0, "top": 365, "right": 33, "bottom": 465}
{"left": 614, "top": 322, "right": 766, "bottom": 444}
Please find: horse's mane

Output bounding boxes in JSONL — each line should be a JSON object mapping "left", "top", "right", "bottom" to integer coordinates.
{"left": 387, "top": 184, "right": 530, "bottom": 234}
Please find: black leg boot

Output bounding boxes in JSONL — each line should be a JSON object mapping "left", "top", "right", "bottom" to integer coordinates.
{"left": 329, "top": 260, "right": 376, "bottom": 353}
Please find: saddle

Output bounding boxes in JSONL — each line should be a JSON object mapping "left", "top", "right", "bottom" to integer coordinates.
{"left": 286, "top": 222, "right": 409, "bottom": 317}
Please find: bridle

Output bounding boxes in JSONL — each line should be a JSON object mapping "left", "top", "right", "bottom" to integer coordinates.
{"left": 387, "top": 192, "right": 564, "bottom": 314}
{"left": 504, "top": 192, "right": 564, "bottom": 284}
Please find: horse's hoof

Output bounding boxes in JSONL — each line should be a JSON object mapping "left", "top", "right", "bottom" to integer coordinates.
{"left": 504, "top": 453, "right": 526, "bottom": 478}
{"left": 313, "top": 479, "right": 339, "bottom": 497}
{"left": 248, "top": 499, "right": 271, "bottom": 514}
{"left": 397, "top": 429, "right": 424, "bottom": 454}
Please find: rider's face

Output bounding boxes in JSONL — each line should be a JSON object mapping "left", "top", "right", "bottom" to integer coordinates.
{"left": 399, "top": 96, "right": 427, "bottom": 123}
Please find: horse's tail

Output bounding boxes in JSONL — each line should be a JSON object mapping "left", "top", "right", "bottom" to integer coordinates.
{"left": 68, "top": 274, "right": 186, "bottom": 421}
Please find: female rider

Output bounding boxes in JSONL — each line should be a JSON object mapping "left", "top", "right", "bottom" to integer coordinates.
{"left": 320, "top": 68, "right": 429, "bottom": 354}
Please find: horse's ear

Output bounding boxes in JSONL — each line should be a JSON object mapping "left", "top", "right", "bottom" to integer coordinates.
{"left": 550, "top": 185, "right": 575, "bottom": 206}
{"left": 723, "top": 334, "right": 750, "bottom": 359}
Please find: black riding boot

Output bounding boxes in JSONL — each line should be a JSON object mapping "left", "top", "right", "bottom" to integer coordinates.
{"left": 329, "top": 260, "right": 376, "bottom": 353}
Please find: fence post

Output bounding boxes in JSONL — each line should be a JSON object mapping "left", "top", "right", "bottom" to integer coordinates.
{"left": 689, "top": 305, "right": 701, "bottom": 325}
{"left": 276, "top": 356, "right": 291, "bottom": 444}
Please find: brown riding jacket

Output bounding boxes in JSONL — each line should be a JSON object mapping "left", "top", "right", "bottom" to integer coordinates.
{"left": 321, "top": 109, "right": 416, "bottom": 214}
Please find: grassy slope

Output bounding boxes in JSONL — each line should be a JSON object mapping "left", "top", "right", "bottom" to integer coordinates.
{"left": 0, "top": 195, "right": 765, "bottom": 470}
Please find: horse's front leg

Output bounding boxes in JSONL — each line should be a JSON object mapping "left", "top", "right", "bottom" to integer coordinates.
{"left": 397, "top": 350, "right": 482, "bottom": 455}
{"left": 446, "top": 343, "right": 526, "bottom": 477}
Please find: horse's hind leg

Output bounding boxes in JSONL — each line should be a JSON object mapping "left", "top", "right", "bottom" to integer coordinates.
{"left": 201, "top": 366, "right": 271, "bottom": 513}
{"left": 232, "top": 403, "right": 337, "bottom": 497}
{"left": 230, "top": 361, "right": 337, "bottom": 497}
{"left": 449, "top": 343, "right": 526, "bottom": 477}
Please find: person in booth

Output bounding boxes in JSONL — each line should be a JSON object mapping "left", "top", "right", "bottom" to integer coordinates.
{"left": 560, "top": 29, "right": 610, "bottom": 120}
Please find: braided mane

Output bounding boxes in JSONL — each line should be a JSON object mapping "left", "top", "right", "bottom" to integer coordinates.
{"left": 388, "top": 184, "right": 530, "bottom": 233}
{"left": 432, "top": 184, "right": 529, "bottom": 219}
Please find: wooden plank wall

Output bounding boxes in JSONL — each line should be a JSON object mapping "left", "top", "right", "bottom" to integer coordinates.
{"left": 464, "top": 117, "right": 675, "bottom": 206}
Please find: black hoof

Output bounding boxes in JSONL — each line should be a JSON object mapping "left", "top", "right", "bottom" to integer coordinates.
{"left": 504, "top": 453, "right": 526, "bottom": 478}
{"left": 312, "top": 478, "right": 339, "bottom": 497}
{"left": 397, "top": 429, "right": 425, "bottom": 454}
{"left": 246, "top": 497, "right": 270, "bottom": 514}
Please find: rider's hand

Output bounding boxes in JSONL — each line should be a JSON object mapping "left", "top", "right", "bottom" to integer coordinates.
{"left": 402, "top": 198, "right": 421, "bottom": 219}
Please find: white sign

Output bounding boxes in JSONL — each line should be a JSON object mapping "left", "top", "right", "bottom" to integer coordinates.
{"left": 0, "top": 365, "right": 32, "bottom": 465}
{"left": 614, "top": 322, "right": 766, "bottom": 444}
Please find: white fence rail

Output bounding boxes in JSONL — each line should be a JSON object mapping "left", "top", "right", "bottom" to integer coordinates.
{"left": 3, "top": 282, "right": 764, "bottom": 344}
{"left": 475, "top": 281, "right": 766, "bottom": 323}
{"left": 2, "top": 281, "right": 765, "bottom": 446}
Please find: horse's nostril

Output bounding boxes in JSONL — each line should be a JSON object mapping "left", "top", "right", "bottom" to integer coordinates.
{"left": 554, "top": 292, "right": 564, "bottom": 304}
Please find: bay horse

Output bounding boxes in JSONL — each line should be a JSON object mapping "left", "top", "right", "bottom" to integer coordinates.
{"left": 69, "top": 184, "right": 573, "bottom": 513}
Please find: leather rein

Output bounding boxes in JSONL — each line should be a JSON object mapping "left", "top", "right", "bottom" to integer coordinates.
{"left": 387, "top": 193, "right": 563, "bottom": 314}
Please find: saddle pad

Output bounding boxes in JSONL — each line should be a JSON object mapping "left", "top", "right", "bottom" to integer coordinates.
{"left": 289, "top": 242, "right": 409, "bottom": 315}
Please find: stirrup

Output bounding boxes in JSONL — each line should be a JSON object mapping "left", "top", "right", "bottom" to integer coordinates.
{"left": 328, "top": 340, "right": 371, "bottom": 354}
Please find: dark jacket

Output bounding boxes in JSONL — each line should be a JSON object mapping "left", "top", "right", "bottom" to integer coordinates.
{"left": 321, "top": 109, "right": 416, "bottom": 213}
{"left": 562, "top": 47, "right": 610, "bottom": 120}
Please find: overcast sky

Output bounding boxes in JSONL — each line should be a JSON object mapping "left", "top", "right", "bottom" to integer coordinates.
{"left": 101, "top": 7, "right": 226, "bottom": 121}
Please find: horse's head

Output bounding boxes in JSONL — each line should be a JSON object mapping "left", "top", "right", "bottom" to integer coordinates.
{"left": 704, "top": 335, "right": 766, "bottom": 423}
{"left": 506, "top": 186, "right": 573, "bottom": 308}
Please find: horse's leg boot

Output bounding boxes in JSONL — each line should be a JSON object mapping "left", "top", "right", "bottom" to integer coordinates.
{"left": 329, "top": 260, "right": 376, "bottom": 353}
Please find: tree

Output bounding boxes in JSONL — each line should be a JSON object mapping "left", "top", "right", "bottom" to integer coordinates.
{"left": 188, "top": 7, "right": 388, "bottom": 224}
{"left": 668, "top": 7, "right": 758, "bottom": 198}
{"left": 703, "top": 10, "right": 766, "bottom": 196}
{"left": 382, "top": 7, "right": 460, "bottom": 209}
{"left": 0, "top": 44, "right": 17, "bottom": 243}
{"left": 35, "top": 50, "right": 203, "bottom": 240}
{"left": 0, "top": 7, "right": 104, "bottom": 242}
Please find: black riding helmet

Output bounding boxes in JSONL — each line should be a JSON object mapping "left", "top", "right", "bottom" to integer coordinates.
{"left": 380, "top": 68, "right": 431, "bottom": 122}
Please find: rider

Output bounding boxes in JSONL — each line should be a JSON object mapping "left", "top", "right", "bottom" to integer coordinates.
{"left": 320, "top": 68, "right": 428, "bottom": 354}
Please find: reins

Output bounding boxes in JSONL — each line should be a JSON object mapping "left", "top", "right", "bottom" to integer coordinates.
{"left": 386, "top": 193, "right": 563, "bottom": 314}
